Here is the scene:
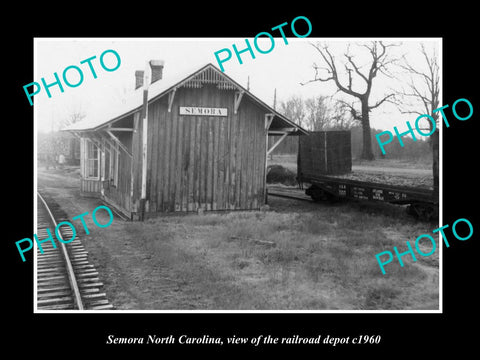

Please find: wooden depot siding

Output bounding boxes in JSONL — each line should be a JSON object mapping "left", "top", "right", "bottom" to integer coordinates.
{"left": 80, "top": 178, "right": 102, "bottom": 195}
{"left": 78, "top": 128, "right": 134, "bottom": 210}
{"left": 131, "top": 83, "right": 267, "bottom": 214}
{"left": 103, "top": 144, "right": 133, "bottom": 212}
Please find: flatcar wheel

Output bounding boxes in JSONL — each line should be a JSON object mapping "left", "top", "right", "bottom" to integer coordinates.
{"left": 422, "top": 205, "right": 436, "bottom": 221}
{"left": 306, "top": 185, "right": 336, "bottom": 202}
{"left": 305, "top": 185, "right": 323, "bottom": 202}
{"left": 406, "top": 204, "right": 419, "bottom": 218}
{"left": 407, "top": 203, "right": 436, "bottom": 221}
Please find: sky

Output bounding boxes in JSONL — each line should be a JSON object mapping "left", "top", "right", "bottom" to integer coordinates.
{"left": 34, "top": 37, "right": 441, "bottom": 133}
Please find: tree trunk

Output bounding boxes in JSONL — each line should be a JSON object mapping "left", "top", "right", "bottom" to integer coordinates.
{"left": 360, "top": 100, "right": 375, "bottom": 160}
{"left": 431, "top": 129, "right": 439, "bottom": 192}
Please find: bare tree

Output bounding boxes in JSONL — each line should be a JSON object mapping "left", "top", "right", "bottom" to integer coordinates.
{"left": 65, "top": 111, "right": 86, "bottom": 128}
{"left": 280, "top": 95, "right": 355, "bottom": 131}
{"left": 304, "top": 95, "right": 330, "bottom": 130}
{"left": 279, "top": 95, "right": 306, "bottom": 128}
{"left": 303, "top": 41, "right": 399, "bottom": 160}
{"left": 55, "top": 109, "right": 86, "bottom": 131}
{"left": 329, "top": 100, "right": 356, "bottom": 130}
{"left": 396, "top": 44, "right": 440, "bottom": 189}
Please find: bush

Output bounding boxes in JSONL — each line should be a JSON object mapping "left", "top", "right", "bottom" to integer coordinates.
{"left": 266, "top": 165, "right": 297, "bottom": 186}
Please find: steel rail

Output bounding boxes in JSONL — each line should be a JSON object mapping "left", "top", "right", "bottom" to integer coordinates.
{"left": 37, "top": 192, "right": 84, "bottom": 310}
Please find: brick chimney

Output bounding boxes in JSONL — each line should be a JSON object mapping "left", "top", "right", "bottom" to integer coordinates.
{"left": 135, "top": 70, "right": 144, "bottom": 90}
{"left": 149, "top": 60, "right": 164, "bottom": 84}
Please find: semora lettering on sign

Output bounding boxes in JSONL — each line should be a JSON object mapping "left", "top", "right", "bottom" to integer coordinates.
{"left": 179, "top": 106, "right": 228, "bottom": 116}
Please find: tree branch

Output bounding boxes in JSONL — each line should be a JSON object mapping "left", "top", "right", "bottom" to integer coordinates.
{"left": 308, "top": 42, "right": 364, "bottom": 98}
{"left": 362, "top": 41, "right": 401, "bottom": 92}
{"left": 368, "top": 93, "right": 396, "bottom": 111}
{"left": 399, "top": 109, "right": 424, "bottom": 116}
{"left": 300, "top": 62, "right": 335, "bottom": 85}
{"left": 345, "top": 53, "right": 369, "bottom": 84}
{"left": 337, "top": 99, "right": 362, "bottom": 121}
{"left": 395, "top": 42, "right": 440, "bottom": 121}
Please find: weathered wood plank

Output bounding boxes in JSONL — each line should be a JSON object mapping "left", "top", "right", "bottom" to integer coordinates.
{"left": 206, "top": 117, "right": 213, "bottom": 210}
{"left": 194, "top": 116, "right": 201, "bottom": 210}
{"left": 163, "top": 102, "right": 172, "bottom": 212}
{"left": 200, "top": 116, "right": 207, "bottom": 208}
{"left": 252, "top": 105, "right": 258, "bottom": 209}
{"left": 212, "top": 116, "right": 219, "bottom": 210}
{"left": 188, "top": 112, "right": 195, "bottom": 211}
{"left": 246, "top": 104, "right": 254, "bottom": 209}
{"left": 224, "top": 108, "right": 231, "bottom": 210}
{"left": 180, "top": 113, "right": 188, "bottom": 212}
{"left": 169, "top": 101, "right": 178, "bottom": 212}
{"left": 247, "top": 104, "right": 255, "bottom": 208}
{"left": 229, "top": 104, "right": 237, "bottom": 209}
{"left": 218, "top": 117, "right": 226, "bottom": 210}
{"left": 149, "top": 104, "right": 158, "bottom": 212}
{"left": 175, "top": 111, "right": 183, "bottom": 211}
{"left": 235, "top": 104, "right": 243, "bottom": 209}
{"left": 156, "top": 102, "right": 166, "bottom": 211}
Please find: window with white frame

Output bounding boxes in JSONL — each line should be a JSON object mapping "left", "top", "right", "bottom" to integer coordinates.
{"left": 85, "top": 140, "right": 100, "bottom": 179}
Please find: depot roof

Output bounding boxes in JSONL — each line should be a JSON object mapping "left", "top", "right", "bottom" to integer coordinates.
{"left": 63, "top": 63, "right": 308, "bottom": 135}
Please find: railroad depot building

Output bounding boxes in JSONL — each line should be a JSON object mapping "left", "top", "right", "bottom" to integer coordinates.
{"left": 64, "top": 62, "right": 307, "bottom": 220}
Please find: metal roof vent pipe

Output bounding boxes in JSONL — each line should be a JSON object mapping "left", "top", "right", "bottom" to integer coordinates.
{"left": 135, "top": 70, "right": 144, "bottom": 90}
{"left": 149, "top": 60, "right": 164, "bottom": 84}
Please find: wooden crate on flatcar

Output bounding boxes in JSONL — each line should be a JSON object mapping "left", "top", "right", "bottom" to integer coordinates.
{"left": 298, "top": 130, "right": 351, "bottom": 176}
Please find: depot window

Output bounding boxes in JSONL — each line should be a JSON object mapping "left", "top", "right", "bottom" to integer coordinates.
{"left": 83, "top": 139, "right": 100, "bottom": 179}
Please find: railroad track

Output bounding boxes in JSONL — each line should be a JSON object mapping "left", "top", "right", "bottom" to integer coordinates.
{"left": 36, "top": 191, "right": 114, "bottom": 310}
{"left": 267, "top": 185, "right": 313, "bottom": 202}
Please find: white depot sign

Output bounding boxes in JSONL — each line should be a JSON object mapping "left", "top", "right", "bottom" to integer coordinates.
{"left": 179, "top": 106, "right": 228, "bottom": 116}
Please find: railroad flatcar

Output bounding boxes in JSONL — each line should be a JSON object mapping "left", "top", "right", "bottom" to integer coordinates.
{"left": 297, "top": 130, "right": 438, "bottom": 220}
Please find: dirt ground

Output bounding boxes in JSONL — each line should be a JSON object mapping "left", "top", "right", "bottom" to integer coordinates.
{"left": 36, "top": 165, "right": 439, "bottom": 311}
{"left": 268, "top": 154, "right": 434, "bottom": 189}
{"left": 352, "top": 165, "right": 431, "bottom": 176}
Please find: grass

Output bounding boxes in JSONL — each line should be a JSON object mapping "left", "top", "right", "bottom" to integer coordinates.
{"left": 119, "top": 204, "right": 439, "bottom": 310}
{"left": 268, "top": 153, "right": 433, "bottom": 172}
{"left": 39, "top": 162, "right": 438, "bottom": 311}
{"left": 353, "top": 157, "right": 433, "bottom": 169}
{"left": 40, "top": 158, "right": 438, "bottom": 310}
